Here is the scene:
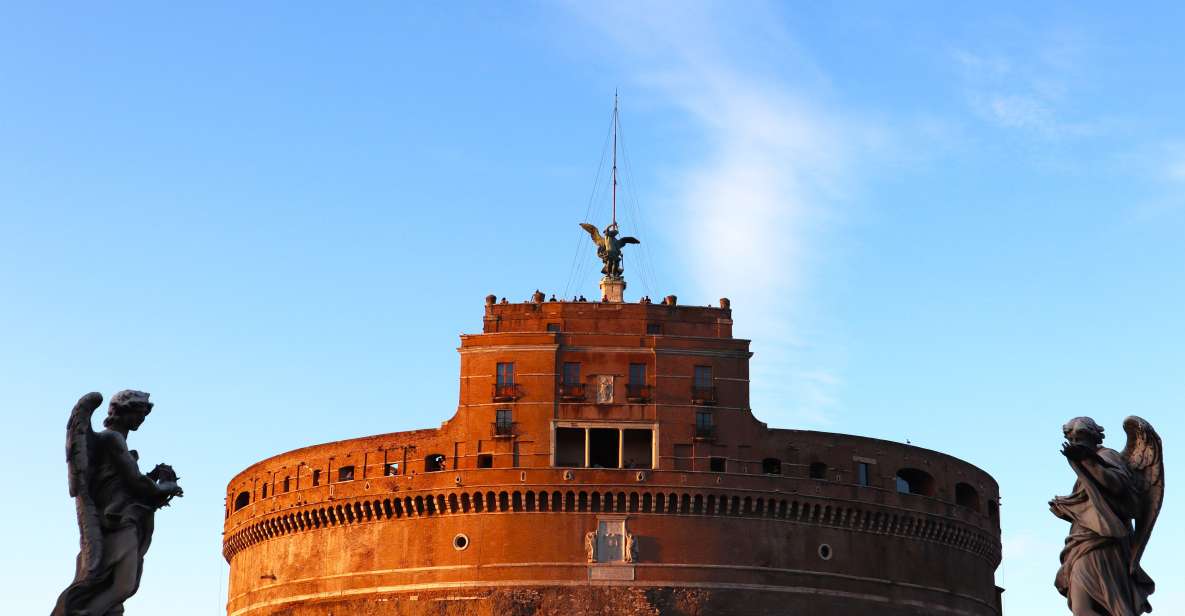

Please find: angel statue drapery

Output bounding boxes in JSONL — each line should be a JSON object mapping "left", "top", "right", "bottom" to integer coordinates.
{"left": 580, "top": 222, "right": 639, "bottom": 279}
{"left": 52, "top": 391, "right": 183, "bottom": 616}
{"left": 1050, "top": 416, "right": 1163, "bottom": 616}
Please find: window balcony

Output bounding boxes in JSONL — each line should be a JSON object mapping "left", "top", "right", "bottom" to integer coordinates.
{"left": 694, "top": 424, "right": 716, "bottom": 441}
{"left": 559, "top": 382, "right": 585, "bottom": 401}
{"left": 691, "top": 385, "right": 717, "bottom": 405}
{"left": 626, "top": 384, "right": 650, "bottom": 403}
{"left": 492, "top": 421, "right": 517, "bottom": 438}
{"left": 492, "top": 383, "right": 520, "bottom": 402}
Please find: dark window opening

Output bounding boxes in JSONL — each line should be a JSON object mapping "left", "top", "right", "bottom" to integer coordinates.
{"left": 856, "top": 462, "right": 871, "bottom": 486}
{"left": 956, "top": 482, "right": 980, "bottom": 511}
{"left": 337, "top": 465, "right": 355, "bottom": 482}
{"left": 622, "top": 429, "right": 653, "bottom": 469}
{"left": 646, "top": 323, "right": 662, "bottom": 335}
{"left": 588, "top": 428, "right": 620, "bottom": 468}
{"left": 762, "top": 458, "right": 782, "bottom": 474}
{"left": 496, "top": 362, "right": 514, "bottom": 385}
{"left": 384, "top": 462, "right": 400, "bottom": 476}
{"left": 234, "top": 491, "right": 250, "bottom": 511}
{"left": 695, "top": 411, "right": 715, "bottom": 439}
{"left": 283, "top": 476, "right": 291, "bottom": 492}
{"left": 692, "top": 365, "right": 716, "bottom": 403}
{"left": 477, "top": 453, "right": 493, "bottom": 468}
{"left": 546, "top": 323, "right": 561, "bottom": 333}
{"left": 312, "top": 469, "right": 321, "bottom": 486}
{"left": 425, "top": 454, "right": 446, "bottom": 472}
{"left": 494, "top": 409, "right": 514, "bottom": 435}
{"left": 261, "top": 483, "right": 269, "bottom": 498}
{"left": 560, "top": 363, "right": 584, "bottom": 399}
{"left": 809, "top": 462, "right": 827, "bottom": 479}
{"left": 896, "top": 468, "right": 935, "bottom": 496}
{"left": 627, "top": 363, "right": 649, "bottom": 401}
{"left": 709, "top": 457, "right": 726, "bottom": 472}
{"left": 555, "top": 427, "right": 585, "bottom": 467}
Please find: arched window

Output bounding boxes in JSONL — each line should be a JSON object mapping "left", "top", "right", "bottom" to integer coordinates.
{"left": 955, "top": 482, "right": 980, "bottom": 511}
{"left": 809, "top": 462, "right": 827, "bottom": 479}
{"left": 762, "top": 458, "right": 782, "bottom": 474}
{"left": 234, "top": 491, "right": 250, "bottom": 511}
{"left": 896, "top": 468, "right": 935, "bottom": 496}
{"left": 424, "top": 454, "right": 446, "bottom": 472}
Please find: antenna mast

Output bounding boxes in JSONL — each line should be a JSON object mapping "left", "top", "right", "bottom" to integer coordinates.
{"left": 611, "top": 91, "right": 618, "bottom": 229}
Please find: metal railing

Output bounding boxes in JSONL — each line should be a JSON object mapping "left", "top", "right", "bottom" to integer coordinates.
{"left": 695, "top": 423, "right": 717, "bottom": 440}
{"left": 492, "top": 421, "right": 517, "bottom": 437}
{"left": 559, "top": 383, "right": 585, "bottom": 401}
{"left": 626, "top": 384, "right": 650, "bottom": 402}
{"left": 691, "top": 385, "right": 717, "bottom": 405}
{"left": 492, "top": 383, "right": 520, "bottom": 401}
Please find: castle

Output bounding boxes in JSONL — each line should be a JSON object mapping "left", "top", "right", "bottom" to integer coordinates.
{"left": 221, "top": 244, "right": 1003, "bottom": 615}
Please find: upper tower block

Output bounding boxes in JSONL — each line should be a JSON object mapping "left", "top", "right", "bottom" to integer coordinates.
{"left": 482, "top": 295, "right": 735, "bottom": 338}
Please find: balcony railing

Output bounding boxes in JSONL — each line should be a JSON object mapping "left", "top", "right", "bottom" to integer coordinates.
{"left": 695, "top": 424, "right": 716, "bottom": 440}
{"left": 492, "top": 383, "right": 520, "bottom": 402}
{"left": 691, "top": 385, "right": 717, "bottom": 405}
{"left": 492, "top": 421, "right": 517, "bottom": 438}
{"left": 626, "top": 384, "right": 650, "bottom": 403}
{"left": 559, "top": 383, "right": 585, "bottom": 401}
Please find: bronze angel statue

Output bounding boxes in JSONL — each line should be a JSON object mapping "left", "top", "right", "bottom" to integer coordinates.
{"left": 580, "top": 222, "right": 639, "bottom": 279}
{"left": 1049, "top": 416, "right": 1164, "bottom": 616}
{"left": 52, "top": 391, "right": 183, "bottom": 616}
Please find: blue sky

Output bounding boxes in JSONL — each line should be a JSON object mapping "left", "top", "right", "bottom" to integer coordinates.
{"left": 2, "top": 3, "right": 1182, "bottom": 614}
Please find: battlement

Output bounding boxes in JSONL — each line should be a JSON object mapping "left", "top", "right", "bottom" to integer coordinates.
{"left": 481, "top": 294, "right": 734, "bottom": 338}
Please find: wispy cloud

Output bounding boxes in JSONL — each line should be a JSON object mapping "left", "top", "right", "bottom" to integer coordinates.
{"left": 568, "top": 2, "right": 880, "bottom": 425}
{"left": 954, "top": 32, "right": 1100, "bottom": 139}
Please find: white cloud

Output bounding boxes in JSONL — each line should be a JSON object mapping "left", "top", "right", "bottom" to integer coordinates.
{"left": 567, "top": 1, "right": 875, "bottom": 425}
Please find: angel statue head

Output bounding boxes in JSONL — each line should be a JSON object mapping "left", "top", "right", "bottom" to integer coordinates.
{"left": 104, "top": 389, "right": 153, "bottom": 430}
{"left": 1062, "top": 416, "right": 1104, "bottom": 449}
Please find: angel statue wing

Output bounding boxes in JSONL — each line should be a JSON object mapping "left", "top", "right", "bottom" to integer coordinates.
{"left": 579, "top": 223, "right": 605, "bottom": 250}
{"left": 1120, "top": 415, "right": 1164, "bottom": 575}
{"left": 619, "top": 236, "right": 640, "bottom": 245}
{"left": 65, "top": 393, "right": 105, "bottom": 592}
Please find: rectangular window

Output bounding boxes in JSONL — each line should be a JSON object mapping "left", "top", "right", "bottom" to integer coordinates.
{"left": 857, "top": 462, "right": 871, "bottom": 486}
{"left": 694, "top": 365, "right": 713, "bottom": 388}
{"left": 546, "top": 323, "right": 561, "bottom": 333}
{"left": 283, "top": 476, "right": 291, "bottom": 492}
{"left": 338, "top": 465, "right": 355, "bottom": 482}
{"left": 696, "top": 411, "right": 713, "bottom": 429}
{"left": 312, "top": 469, "right": 322, "bottom": 486}
{"left": 477, "top": 453, "right": 493, "bottom": 468}
{"left": 496, "top": 409, "right": 512, "bottom": 426}
{"left": 384, "top": 462, "right": 400, "bottom": 476}
{"left": 646, "top": 323, "right": 662, "bottom": 335}
{"left": 629, "top": 363, "right": 646, "bottom": 385}
{"left": 555, "top": 427, "right": 586, "bottom": 467}
{"left": 496, "top": 362, "right": 515, "bottom": 386}
{"left": 563, "top": 362, "right": 581, "bottom": 385}
{"left": 709, "top": 457, "right": 726, "bottom": 472}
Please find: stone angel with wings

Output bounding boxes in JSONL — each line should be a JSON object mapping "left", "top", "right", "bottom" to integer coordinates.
{"left": 1049, "top": 416, "right": 1164, "bottom": 616}
{"left": 580, "top": 222, "right": 639, "bottom": 279}
{"left": 52, "top": 391, "right": 183, "bottom": 616}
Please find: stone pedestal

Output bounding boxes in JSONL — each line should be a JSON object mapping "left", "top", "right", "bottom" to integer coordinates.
{"left": 600, "top": 276, "right": 626, "bottom": 303}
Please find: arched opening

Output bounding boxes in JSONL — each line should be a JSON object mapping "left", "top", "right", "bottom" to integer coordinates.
{"left": 424, "top": 454, "right": 446, "bottom": 472}
{"left": 762, "top": 458, "right": 782, "bottom": 474}
{"left": 809, "top": 462, "right": 827, "bottom": 479}
{"left": 988, "top": 499, "right": 1000, "bottom": 526}
{"left": 956, "top": 482, "right": 980, "bottom": 511}
{"left": 234, "top": 491, "right": 250, "bottom": 511}
{"left": 896, "top": 468, "right": 935, "bottom": 496}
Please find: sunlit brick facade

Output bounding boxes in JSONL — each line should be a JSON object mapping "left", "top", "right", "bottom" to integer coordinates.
{"left": 223, "top": 294, "right": 1002, "bottom": 615}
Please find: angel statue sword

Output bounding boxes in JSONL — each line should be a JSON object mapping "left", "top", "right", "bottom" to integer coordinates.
{"left": 1049, "top": 415, "right": 1164, "bottom": 616}
{"left": 52, "top": 391, "right": 183, "bottom": 616}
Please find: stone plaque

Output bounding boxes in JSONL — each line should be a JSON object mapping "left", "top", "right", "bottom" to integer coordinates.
{"left": 589, "top": 565, "right": 635, "bottom": 581}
